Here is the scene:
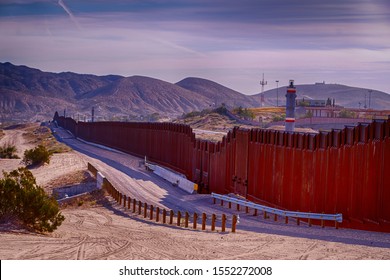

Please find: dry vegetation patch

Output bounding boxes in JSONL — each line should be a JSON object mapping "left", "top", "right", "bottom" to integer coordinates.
{"left": 22, "top": 124, "right": 71, "bottom": 154}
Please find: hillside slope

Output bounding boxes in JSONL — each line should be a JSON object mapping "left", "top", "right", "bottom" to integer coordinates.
{"left": 254, "top": 83, "right": 390, "bottom": 109}
{"left": 176, "top": 77, "right": 260, "bottom": 108}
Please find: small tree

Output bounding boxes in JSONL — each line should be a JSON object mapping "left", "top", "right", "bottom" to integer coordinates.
{"left": 23, "top": 145, "right": 51, "bottom": 166}
{"left": 0, "top": 167, "right": 65, "bottom": 232}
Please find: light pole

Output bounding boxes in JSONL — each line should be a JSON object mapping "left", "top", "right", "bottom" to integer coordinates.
{"left": 276, "top": 80, "right": 279, "bottom": 107}
{"left": 368, "top": 90, "right": 372, "bottom": 109}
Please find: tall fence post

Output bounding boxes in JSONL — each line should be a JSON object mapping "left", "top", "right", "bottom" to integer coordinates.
{"left": 133, "top": 199, "right": 136, "bottom": 213}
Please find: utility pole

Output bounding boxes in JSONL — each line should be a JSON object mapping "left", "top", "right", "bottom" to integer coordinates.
{"left": 364, "top": 92, "right": 367, "bottom": 109}
{"left": 368, "top": 90, "right": 372, "bottom": 109}
{"left": 260, "top": 73, "right": 267, "bottom": 107}
{"left": 276, "top": 80, "right": 279, "bottom": 107}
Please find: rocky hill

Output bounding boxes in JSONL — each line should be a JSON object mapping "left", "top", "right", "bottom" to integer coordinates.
{"left": 1, "top": 62, "right": 389, "bottom": 124}
{"left": 0, "top": 62, "right": 259, "bottom": 123}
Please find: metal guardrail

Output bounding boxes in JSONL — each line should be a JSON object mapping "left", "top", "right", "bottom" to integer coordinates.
{"left": 211, "top": 193, "right": 343, "bottom": 223}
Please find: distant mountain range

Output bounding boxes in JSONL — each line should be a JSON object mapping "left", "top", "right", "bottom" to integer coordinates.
{"left": 1, "top": 62, "right": 389, "bottom": 123}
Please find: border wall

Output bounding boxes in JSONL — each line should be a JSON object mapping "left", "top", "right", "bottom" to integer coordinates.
{"left": 54, "top": 112, "right": 390, "bottom": 232}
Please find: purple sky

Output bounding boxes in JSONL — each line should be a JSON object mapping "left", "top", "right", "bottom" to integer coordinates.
{"left": 1, "top": 0, "right": 390, "bottom": 94}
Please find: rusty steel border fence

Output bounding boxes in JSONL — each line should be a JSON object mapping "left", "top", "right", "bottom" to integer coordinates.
{"left": 54, "top": 112, "right": 390, "bottom": 232}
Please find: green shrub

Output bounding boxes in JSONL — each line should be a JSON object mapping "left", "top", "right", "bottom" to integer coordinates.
{"left": 23, "top": 145, "right": 51, "bottom": 166}
{"left": 0, "top": 142, "right": 20, "bottom": 159}
{"left": 0, "top": 167, "right": 65, "bottom": 232}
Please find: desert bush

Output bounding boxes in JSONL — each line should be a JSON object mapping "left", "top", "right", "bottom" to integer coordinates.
{"left": 0, "top": 167, "right": 65, "bottom": 232}
{"left": 272, "top": 114, "right": 286, "bottom": 122}
{"left": 339, "top": 109, "right": 356, "bottom": 118}
{"left": 23, "top": 145, "right": 51, "bottom": 166}
{"left": 0, "top": 142, "right": 19, "bottom": 159}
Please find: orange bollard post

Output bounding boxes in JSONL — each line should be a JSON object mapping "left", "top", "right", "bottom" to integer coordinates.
{"left": 308, "top": 218, "right": 312, "bottom": 227}
{"left": 177, "top": 211, "right": 181, "bottom": 227}
{"left": 321, "top": 219, "right": 324, "bottom": 228}
{"left": 232, "top": 215, "right": 237, "bottom": 233}
{"left": 193, "top": 213, "right": 198, "bottom": 229}
{"left": 335, "top": 220, "right": 338, "bottom": 229}
{"left": 185, "top": 212, "right": 189, "bottom": 228}
{"left": 162, "top": 209, "right": 167, "bottom": 224}
{"left": 156, "top": 207, "right": 160, "bottom": 222}
{"left": 211, "top": 214, "right": 216, "bottom": 231}
{"left": 264, "top": 211, "right": 267, "bottom": 219}
{"left": 150, "top": 205, "right": 154, "bottom": 220}
{"left": 169, "top": 210, "right": 174, "bottom": 225}
{"left": 221, "top": 214, "right": 226, "bottom": 232}
{"left": 202, "top": 213, "right": 206, "bottom": 231}
{"left": 144, "top": 203, "right": 148, "bottom": 218}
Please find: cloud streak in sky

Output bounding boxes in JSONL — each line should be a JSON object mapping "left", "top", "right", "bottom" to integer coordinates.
{"left": 0, "top": 0, "right": 389, "bottom": 93}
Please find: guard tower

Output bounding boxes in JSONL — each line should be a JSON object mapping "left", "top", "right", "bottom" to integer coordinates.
{"left": 285, "top": 80, "right": 297, "bottom": 132}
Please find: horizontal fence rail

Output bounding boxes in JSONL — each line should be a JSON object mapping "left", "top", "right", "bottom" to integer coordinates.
{"left": 87, "top": 162, "right": 237, "bottom": 233}
{"left": 212, "top": 193, "right": 343, "bottom": 224}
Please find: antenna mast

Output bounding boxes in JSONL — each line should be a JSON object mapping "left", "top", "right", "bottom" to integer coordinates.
{"left": 260, "top": 73, "right": 267, "bottom": 107}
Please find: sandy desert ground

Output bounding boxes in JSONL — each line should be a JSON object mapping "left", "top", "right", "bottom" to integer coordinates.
{"left": 0, "top": 124, "right": 389, "bottom": 260}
